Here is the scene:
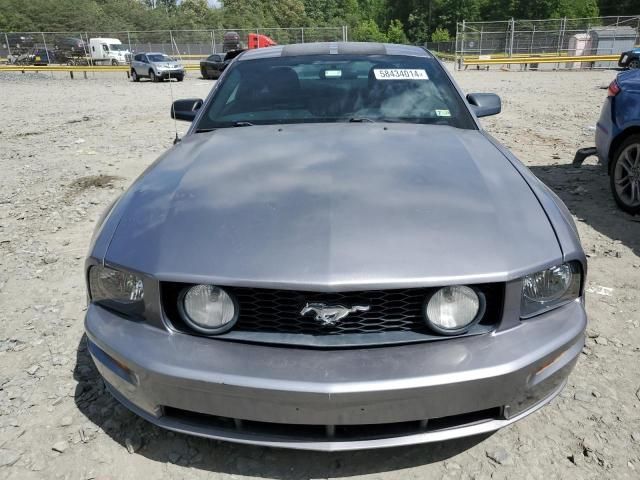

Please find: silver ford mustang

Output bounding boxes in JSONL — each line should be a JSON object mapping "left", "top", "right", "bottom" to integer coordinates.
{"left": 85, "top": 42, "right": 587, "bottom": 451}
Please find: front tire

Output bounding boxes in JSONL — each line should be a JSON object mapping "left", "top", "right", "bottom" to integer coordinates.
{"left": 131, "top": 69, "right": 139, "bottom": 82}
{"left": 111, "top": 59, "right": 118, "bottom": 66}
{"left": 149, "top": 70, "right": 157, "bottom": 82}
{"left": 610, "top": 134, "right": 640, "bottom": 215}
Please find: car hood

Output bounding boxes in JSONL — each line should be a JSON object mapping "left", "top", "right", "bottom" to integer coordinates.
{"left": 104, "top": 123, "right": 562, "bottom": 289}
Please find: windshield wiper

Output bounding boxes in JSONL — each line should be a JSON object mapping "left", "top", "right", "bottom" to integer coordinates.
{"left": 348, "top": 117, "right": 376, "bottom": 123}
{"left": 195, "top": 121, "right": 253, "bottom": 133}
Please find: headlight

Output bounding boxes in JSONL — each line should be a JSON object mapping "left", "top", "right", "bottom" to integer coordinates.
{"left": 179, "top": 285, "right": 238, "bottom": 334}
{"left": 424, "top": 286, "right": 484, "bottom": 335}
{"left": 521, "top": 262, "right": 581, "bottom": 318}
{"left": 89, "top": 265, "right": 144, "bottom": 316}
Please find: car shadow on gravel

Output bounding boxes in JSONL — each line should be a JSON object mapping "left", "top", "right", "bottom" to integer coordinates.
{"left": 73, "top": 334, "right": 491, "bottom": 477}
{"left": 530, "top": 163, "right": 640, "bottom": 257}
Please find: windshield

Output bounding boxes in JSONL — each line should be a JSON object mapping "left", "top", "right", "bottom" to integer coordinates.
{"left": 195, "top": 54, "right": 475, "bottom": 131}
{"left": 148, "top": 54, "right": 173, "bottom": 62}
{"left": 109, "top": 44, "right": 128, "bottom": 51}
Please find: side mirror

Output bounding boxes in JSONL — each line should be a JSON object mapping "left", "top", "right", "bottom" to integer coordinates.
{"left": 171, "top": 98, "right": 203, "bottom": 122}
{"left": 467, "top": 93, "right": 501, "bottom": 117}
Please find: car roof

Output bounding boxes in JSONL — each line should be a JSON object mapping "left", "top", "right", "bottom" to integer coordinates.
{"left": 143, "top": 52, "right": 170, "bottom": 56}
{"left": 238, "top": 42, "right": 432, "bottom": 61}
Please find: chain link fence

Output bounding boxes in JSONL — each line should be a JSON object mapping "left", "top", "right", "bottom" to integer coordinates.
{"left": 455, "top": 15, "right": 640, "bottom": 68}
{"left": 424, "top": 41, "right": 456, "bottom": 56}
{"left": 0, "top": 27, "right": 348, "bottom": 64}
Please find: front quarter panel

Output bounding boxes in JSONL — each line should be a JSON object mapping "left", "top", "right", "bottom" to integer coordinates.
{"left": 482, "top": 133, "right": 586, "bottom": 273}
{"left": 87, "top": 145, "right": 182, "bottom": 263}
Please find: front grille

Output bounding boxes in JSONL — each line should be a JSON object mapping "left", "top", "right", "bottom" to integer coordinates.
{"left": 162, "top": 283, "right": 503, "bottom": 345}
{"left": 162, "top": 406, "right": 503, "bottom": 442}
{"left": 232, "top": 288, "right": 431, "bottom": 335}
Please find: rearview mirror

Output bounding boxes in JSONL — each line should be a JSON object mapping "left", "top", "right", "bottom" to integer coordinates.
{"left": 171, "top": 98, "right": 203, "bottom": 122}
{"left": 467, "top": 93, "right": 501, "bottom": 118}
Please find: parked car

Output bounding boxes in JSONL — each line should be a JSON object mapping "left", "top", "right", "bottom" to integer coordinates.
{"left": 86, "top": 42, "right": 586, "bottom": 451}
{"left": 131, "top": 52, "right": 185, "bottom": 82}
{"left": 12, "top": 48, "right": 56, "bottom": 65}
{"left": 575, "top": 69, "right": 640, "bottom": 214}
{"left": 618, "top": 48, "right": 640, "bottom": 69}
{"left": 31, "top": 48, "right": 56, "bottom": 65}
{"left": 222, "top": 31, "right": 242, "bottom": 52}
{"left": 200, "top": 53, "right": 225, "bottom": 79}
{"left": 55, "top": 36, "right": 86, "bottom": 53}
{"left": 200, "top": 49, "right": 244, "bottom": 79}
{"left": 3, "top": 33, "right": 35, "bottom": 50}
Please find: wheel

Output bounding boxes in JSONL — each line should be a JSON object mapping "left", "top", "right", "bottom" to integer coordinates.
{"left": 629, "top": 59, "right": 640, "bottom": 69}
{"left": 176, "top": 75, "right": 184, "bottom": 82}
{"left": 149, "top": 70, "right": 157, "bottom": 82}
{"left": 610, "top": 134, "right": 640, "bottom": 215}
{"left": 131, "top": 69, "right": 139, "bottom": 82}
{"left": 111, "top": 59, "right": 118, "bottom": 66}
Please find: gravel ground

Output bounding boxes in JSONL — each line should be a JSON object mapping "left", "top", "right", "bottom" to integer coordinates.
{"left": 0, "top": 67, "right": 639, "bottom": 479}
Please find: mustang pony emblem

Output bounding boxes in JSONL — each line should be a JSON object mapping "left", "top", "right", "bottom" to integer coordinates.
{"left": 300, "top": 303, "right": 370, "bottom": 326}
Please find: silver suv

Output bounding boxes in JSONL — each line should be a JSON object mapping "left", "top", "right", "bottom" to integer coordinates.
{"left": 131, "top": 52, "right": 185, "bottom": 82}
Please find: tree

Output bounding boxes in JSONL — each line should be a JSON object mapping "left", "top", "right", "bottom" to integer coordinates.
{"left": 386, "top": 19, "right": 408, "bottom": 43}
{"left": 598, "top": 0, "right": 638, "bottom": 16}
{"left": 431, "top": 27, "right": 450, "bottom": 42}
{"left": 352, "top": 19, "right": 387, "bottom": 41}
{"left": 261, "top": 0, "right": 308, "bottom": 28}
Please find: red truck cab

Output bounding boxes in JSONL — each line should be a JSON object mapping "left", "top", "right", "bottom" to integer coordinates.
{"left": 247, "top": 33, "right": 277, "bottom": 49}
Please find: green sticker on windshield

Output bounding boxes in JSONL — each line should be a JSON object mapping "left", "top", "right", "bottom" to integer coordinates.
{"left": 435, "top": 109, "right": 451, "bottom": 117}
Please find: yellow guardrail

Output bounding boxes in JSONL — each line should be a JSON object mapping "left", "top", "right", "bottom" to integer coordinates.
{"left": 462, "top": 52, "right": 574, "bottom": 60}
{"left": 463, "top": 54, "right": 620, "bottom": 66}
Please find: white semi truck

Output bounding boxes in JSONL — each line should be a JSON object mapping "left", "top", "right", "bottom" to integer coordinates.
{"left": 88, "top": 38, "right": 131, "bottom": 65}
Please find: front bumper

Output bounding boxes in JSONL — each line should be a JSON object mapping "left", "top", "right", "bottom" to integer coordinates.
{"left": 156, "top": 70, "right": 184, "bottom": 79}
{"left": 86, "top": 301, "right": 586, "bottom": 451}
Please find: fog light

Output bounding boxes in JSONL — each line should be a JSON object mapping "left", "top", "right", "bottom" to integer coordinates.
{"left": 179, "top": 285, "right": 238, "bottom": 334}
{"left": 425, "top": 286, "right": 484, "bottom": 335}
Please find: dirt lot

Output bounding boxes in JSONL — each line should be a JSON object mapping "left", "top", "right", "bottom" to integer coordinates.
{"left": 0, "top": 66, "right": 639, "bottom": 480}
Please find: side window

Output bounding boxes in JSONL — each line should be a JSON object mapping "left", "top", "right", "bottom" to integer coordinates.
{"left": 91, "top": 46, "right": 95, "bottom": 52}
{"left": 102, "top": 44, "right": 108, "bottom": 52}
{"left": 214, "top": 55, "right": 222, "bottom": 62}
{"left": 142, "top": 55, "right": 148, "bottom": 63}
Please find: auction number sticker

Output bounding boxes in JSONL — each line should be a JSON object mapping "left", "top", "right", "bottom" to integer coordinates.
{"left": 374, "top": 69, "right": 429, "bottom": 80}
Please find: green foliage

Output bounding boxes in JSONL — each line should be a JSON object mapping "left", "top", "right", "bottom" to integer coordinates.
{"left": 0, "top": 0, "right": 628, "bottom": 46}
{"left": 386, "top": 19, "right": 408, "bottom": 44}
{"left": 431, "top": 27, "right": 450, "bottom": 42}
{"left": 352, "top": 19, "right": 387, "bottom": 42}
